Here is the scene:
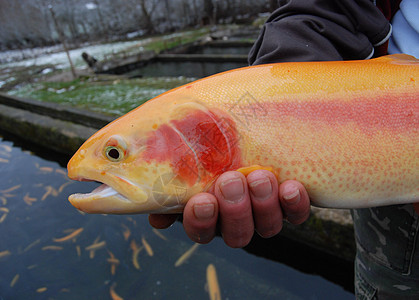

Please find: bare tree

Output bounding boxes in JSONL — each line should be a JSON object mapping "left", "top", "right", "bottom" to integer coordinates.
{"left": 269, "top": 0, "right": 277, "bottom": 12}
{"left": 191, "top": 0, "right": 199, "bottom": 24}
{"left": 163, "top": 0, "right": 174, "bottom": 31}
{"left": 93, "top": 0, "right": 108, "bottom": 39}
{"left": 225, "top": 0, "right": 237, "bottom": 22}
{"left": 137, "top": 0, "right": 158, "bottom": 34}
{"left": 49, "top": 5, "right": 76, "bottom": 79}
{"left": 203, "top": 0, "right": 214, "bottom": 25}
{"left": 61, "top": 1, "right": 80, "bottom": 44}
{"left": 180, "top": 0, "right": 192, "bottom": 27}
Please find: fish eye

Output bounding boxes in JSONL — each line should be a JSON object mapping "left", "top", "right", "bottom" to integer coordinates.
{"left": 105, "top": 146, "right": 124, "bottom": 162}
{"left": 103, "top": 135, "right": 127, "bottom": 162}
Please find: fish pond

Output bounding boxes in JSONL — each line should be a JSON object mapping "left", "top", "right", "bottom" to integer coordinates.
{"left": 0, "top": 134, "right": 354, "bottom": 299}
{"left": 125, "top": 61, "right": 246, "bottom": 79}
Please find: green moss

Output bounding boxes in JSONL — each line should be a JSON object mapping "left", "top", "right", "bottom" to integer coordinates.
{"left": 306, "top": 215, "right": 325, "bottom": 232}
{"left": 142, "top": 28, "right": 209, "bottom": 53}
{"left": 252, "top": 15, "right": 269, "bottom": 28}
{"left": 8, "top": 76, "right": 195, "bottom": 116}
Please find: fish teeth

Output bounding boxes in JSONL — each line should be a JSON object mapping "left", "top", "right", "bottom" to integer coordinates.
{"left": 70, "top": 184, "right": 129, "bottom": 202}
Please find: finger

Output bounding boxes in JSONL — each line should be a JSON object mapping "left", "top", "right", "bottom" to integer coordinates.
{"left": 215, "top": 171, "right": 254, "bottom": 248}
{"left": 279, "top": 180, "right": 311, "bottom": 224}
{"left": 247, "top": 170, "right": 283, "bottom": 238}
{"left": 182, "top": 193, "right": 218, "bottom": 244}
{"left": 148, "top": 214, "right": 178, "bottom": 229}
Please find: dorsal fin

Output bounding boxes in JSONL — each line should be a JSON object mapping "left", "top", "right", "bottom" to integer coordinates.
{"left": 373, "top": 54, "right": 419, "bottom": 65}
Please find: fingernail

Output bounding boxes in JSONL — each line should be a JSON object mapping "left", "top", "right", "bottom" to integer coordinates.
{"left": 249, "top": 178, "right": 272, "bottom": 200}
{"left": 220, "top": 178, "right": 244, "bottom": 203}
{"left": 283, "top": 185, "right": 300, "bottom": 205}
{"left": 194, "top": 203, "right": 215, "bottom": 220}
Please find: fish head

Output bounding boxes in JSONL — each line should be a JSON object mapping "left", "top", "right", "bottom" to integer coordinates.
{"left": 67, "top": 94, "right": 242, "bottom": 214}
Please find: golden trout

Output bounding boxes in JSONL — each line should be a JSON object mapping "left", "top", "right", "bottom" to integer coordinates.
{"left": 67, "top": 54, "right": 418, "bottom": 214}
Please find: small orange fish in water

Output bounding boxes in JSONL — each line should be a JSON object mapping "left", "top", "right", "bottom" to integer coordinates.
{"left": 0, "top": 144, "right": 12, "bottom": 152}
{"left": 39, "top": 166, "right": 53, "bottom": 172}
{"left": 107, "top": 251, "right": 120, "bottom": 275}
{"left": 141, "top": 236, "right": 153, "bottom": 257}
{"left": 0, "top": 250, "right": 11, "bottom": 258}
{"left": 130, "top": 239, "right": 142, "bottom": 270}
{"left": 55, "top": 168, "right": 67, "bottom": 176}
{"left": 23, "top": 193, "right": 37, "bottom": 206}
{"left": 132, "top": 249, "right": 141, "bottom": 270}
{"left": 53, "top": 228, "right": 83, "bottom": 242}
{"left": 1, "top": 184, "right": 21, "bottom": 194}
{"left": 130, "top": 239, "right": 138, "bottom": 252}
{"left": 41, "top": 186, "right": 58, "bottom": 201}
{"left": 85, "top": 240, "right": 106, "bottom": 251}
{"left": 36, "top": 287, "right": 47, "bottom": 293}
{"left": 10, "top": 274, "right": 19, "bottom": 287}
{"left": 152, "top": 228, "right": 168, "bottom": 241}
{"left": 206, "top": 264, "right": 221, "bottom": 300}
{"left": 0, "top": 207, "right": 8, "bottom": 223}
{"left": 121, "top": 224, "right": 131, "bottom": 241}
{"left": 174, "top": 243, "right": 199, "bottom": 267}
{"left": 42, "top": 245, "right": 63, "bottom": 251}
{"left": 58, "top": 181, "right": 72, "bottom": 193}
{"left": 86, "top": 236, "right": 106, "bottom": 258}
{"left": 23, "top": 239, "right": 41, "bottom": 252}
{"left": 0, "top": 207, "right": 9, "bottom": 213}
{"left": 110, "top": 283, "right": 123, "bottom": 300}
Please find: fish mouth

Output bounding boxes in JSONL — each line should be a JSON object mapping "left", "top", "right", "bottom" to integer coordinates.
{"left": 68, "top": 182, "right": 149, "bottom": 214}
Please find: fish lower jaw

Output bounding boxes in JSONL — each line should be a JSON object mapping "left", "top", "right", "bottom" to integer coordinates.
{"left": 68, "top": 183, "right": 134, "bottom": 213}
{"left": 68, "top": 181, "right": 162, "bottom": 214}
{"left": 70, "top": 183, "right": 131, "bottom": 202}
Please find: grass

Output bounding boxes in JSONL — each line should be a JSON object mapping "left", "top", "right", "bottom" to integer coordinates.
{"left": 103, "top": 28, "right": 210, "bottom": 62}
{"left": 143, "top": 28, "right": 209, "bottom": 52}
{"left": 8, "top": 76, "right": 195, "bottom": 116}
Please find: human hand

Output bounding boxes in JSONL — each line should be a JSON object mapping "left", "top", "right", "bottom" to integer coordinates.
{"left": 149, "top": 170, "right": 311, "bottom": 248}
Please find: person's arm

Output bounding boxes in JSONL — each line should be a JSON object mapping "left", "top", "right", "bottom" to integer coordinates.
{"left": 249, "top": 0, "right": 391, "bottom": 64}
{"left": 149, "top": 0, "right": 392, "bottom": 248}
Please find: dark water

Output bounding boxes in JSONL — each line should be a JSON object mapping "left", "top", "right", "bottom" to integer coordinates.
{"left": 0, "top": 135, "right": 354, "bottom": 299}
{"left": 128, "top": 61, "right": 247, "bottom": 78}
{"left": 191, "top": 46, "right": 251, "bottom": 55}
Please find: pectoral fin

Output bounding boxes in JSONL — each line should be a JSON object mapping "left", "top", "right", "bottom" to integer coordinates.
{"left": 236, "top": 165, "right": 274, "bottom": 176}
